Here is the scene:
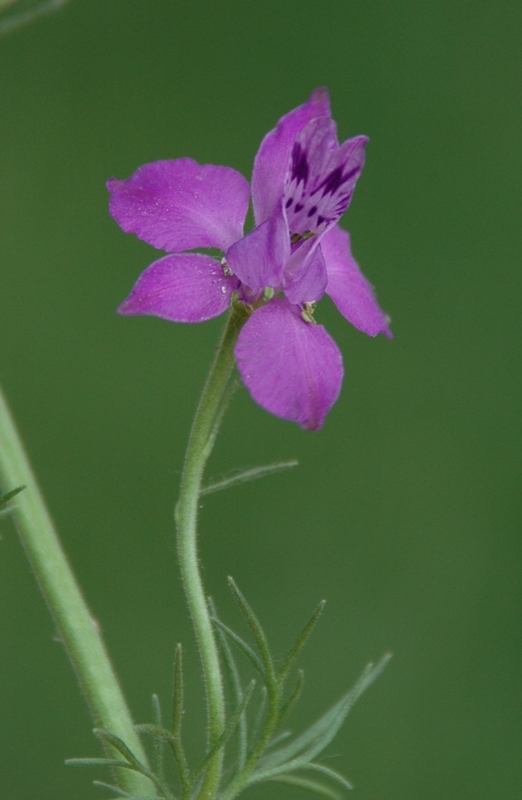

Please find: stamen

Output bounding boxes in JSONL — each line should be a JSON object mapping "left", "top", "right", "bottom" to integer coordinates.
{"left": 301, "top": 302, "right": 317, "bottom": 324}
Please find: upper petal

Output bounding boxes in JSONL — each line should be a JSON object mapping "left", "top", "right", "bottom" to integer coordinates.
{"left": 108, "top": 159, "right": 250, "bottom": 252}
{"left": 321, "top": 225, "right": 392, "bottom": 337}
{"left": 225, "top": 203, "right": 290, "bottom": 293}
{"left": 118, "top": 253, "right": 239, "bottom": 323}
{"left": 251, "top": 88, "right": 331, "bottom": 226}
{"left": 235, "top": 298, "right": 343, "bottom": 430}
{"left": 284, "top": 120, "right": 368, "bottom": 236}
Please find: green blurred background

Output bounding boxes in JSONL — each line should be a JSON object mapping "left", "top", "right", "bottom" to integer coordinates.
{"left": 1, "top": 0, "right": 521, "bottom": 797}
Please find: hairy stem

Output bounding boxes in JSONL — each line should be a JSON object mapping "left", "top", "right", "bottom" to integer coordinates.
{"left": 175, "top": 306, "right": 248, "bottom": 800}
{"left": 0, "top": 385, "right": 153, "bottom": 797}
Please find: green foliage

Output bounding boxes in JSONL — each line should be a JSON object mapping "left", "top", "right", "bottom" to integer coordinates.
{"left": 201, "top": 460, "right": 298, "bottom": 496}
{"left": 0, "top": 484, "right": 25, "bottom": 515}
{"left": 0, "top": 484, "right": 25, "bottom": 507}
{"left": 66, "top": 583, "right": 389, "bottom": 800}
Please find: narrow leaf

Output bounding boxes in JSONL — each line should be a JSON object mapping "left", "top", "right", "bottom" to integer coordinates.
{"left": 0, "top": 485, "right": 25, "bottom": 507}
{"left": 277, "top": 669, "right": 304, "bottom": 729}
{"left": 134, "top": 723, "right": 176, "bottom": 742}
{"left": 92, "top": 781, "right": 133, "bottom": 797}
{"left": 268, "top": 774, "right": 342, "bottom": 800}
{"left": 92, "top": 792, "right": 158, "bottom": 800}
{"left": 201, "top": 460, "right": 298, "bottom": 496}
{"left": 210, "top": 598, "right": 248, "bottom": 771}
{"left": 302, "top": 763, "right": 353, "bottom": 791}
{"left": 266, "top": 731, "right": 292, "bottom": 750}
{"left": 190, "top": 679, "right": 255, "bottom": 784}
{"left": 150, "top": 694, "right": 165, "bottom": 783}
{"left": 212, "top": 616, "right": 265, "bottom": 678}
{"left": 66, "top": 758, "right": 134, "bottom": 769}
{"left": 255, "top": 654, "right": 391, "bottom": 774}
{"left": 172, "top": 644, "right": 185, "bottom": 740}
{"left": 93, "top": 730, "right": 175, "bottom": 800}
{"left": 279, "top": 601, "right": 325, "bottom": 684}
{"left": 93, "top": 730, "right": 144, "bottom": 770}
{"left": 227, "top": 577, "right": 275, "bottom": 687}
{"left": 247, "top": 686, "right": 268, "bottom": 759}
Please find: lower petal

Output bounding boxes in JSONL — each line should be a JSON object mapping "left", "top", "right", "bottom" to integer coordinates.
{"left": 235, "top": 298, "right": 343, "bottom": 430}
{"left": 321, "top": 225, "right": 392, "bottom": 337}
{"left": 118, "top": 253, "right": 238, "bottom": 323}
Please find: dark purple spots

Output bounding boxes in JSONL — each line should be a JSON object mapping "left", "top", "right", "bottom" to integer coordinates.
{"left": 307, "top": 205, "right": 317, "bottom": 218}
{"left": 291, "top": 142, "right": 309, "bottom": 185}
{"left": 317, "top": 215, "right": 325, "bottom": 227}
{"left": 294, "top": 202, "right": 304, "bottom": 213}
{"left": 285, "top": 197, "right": 293, "bottom": 209}
{"left": 343, "top": 166, "right": 360, "bottom": 182}
{"left": 315, "top": 164, "right": 361, "bottom": 197}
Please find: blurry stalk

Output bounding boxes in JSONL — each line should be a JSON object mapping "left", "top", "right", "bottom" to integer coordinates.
{"left": 0, "top": 0, "right": 72, "bottom": 35}
{"left": 175, "top": 304, "right": 248, "bottom": 800}
{"left": 0, "top": 385, "right": 154, "bottom": 798}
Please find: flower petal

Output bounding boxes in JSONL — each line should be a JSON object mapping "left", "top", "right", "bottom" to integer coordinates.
{"left": 118, "top": 253, "right": 239, "bottom": 323}
{"left": 251, "top": 88, "right": 331, "bottom": 226}
{"left": 225, "top": 203, "right": 290, "bottom": 293}
{"left": 321, "top": 226, "right": 392, "bottom": 337}
{"left": 283, "top": 238, "right": 328, "bottom": 304}
{"left": 108, "top": 159, "right": 250, "bottom": 252}
{"left": 235, "top": 298, "right": 343, "bottom": 430}
{"left": 284, "top": 120, "right": 368, "bottom": 236}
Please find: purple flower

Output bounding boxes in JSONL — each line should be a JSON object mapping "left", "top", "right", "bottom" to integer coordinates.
{"left": 108, "top": 89, "right": 391, "bottom": 431}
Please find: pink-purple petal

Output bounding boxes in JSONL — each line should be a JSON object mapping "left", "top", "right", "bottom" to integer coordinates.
{"left": 235, "top": 298, "right": 343, "bottom": 431}
{"left": 284, "top": 121, "right": 368, "bottom": 236}
{"left": 251, "top": 88, "right": 331, "bottom": 226}
{"left": 225, "top": 203, "right": 290, "bottom": 293}
{"left": 283, "top": 238, "right": 328, "bottom": 304}
{"left": 118, "top": 253, "right": 239, "bottom": 323}
{"left": 108, "top": 159, "right": 250, "bottom": 253}
{"left": 321, "top": 226, "right": 392, "bottom": 337}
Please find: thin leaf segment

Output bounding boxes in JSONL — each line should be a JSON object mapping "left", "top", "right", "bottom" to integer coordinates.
{"left": 66, "top": 579, "right": 388, "bottom": 800}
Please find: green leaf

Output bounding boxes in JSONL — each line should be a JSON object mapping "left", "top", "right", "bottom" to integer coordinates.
{"left": 227, "top": 577, "right": 276, "bottom": 688}
{"left": 92, "top": 780, "right": 133, "bottom": 796}
{"left": 248, "top": 685, "right": 267, "bottom": 750}
{"left": 190, "top": 679, "right": 255, "bottom": 785}
{"left": 268, "top": 774, "right": 343, "bottom": 800}
{"left": 66, "top": 758, "right": 134, "bottom": 769}
{"left": 301, "top": 763, "right": 353, "bottom": 791}
{"left": 134, "top": 723, "right": 175, "bottom": 740}
{"left": 201, "top": 460, "right": 298, "bottom": 496}
{"left": 210, "top": 598, "right": 248, "bottom": 772}
{"left": 276, "top": 669, "right": 304, "bottom": 729}
{"left": 92, "top": 787, "right": 161, "bottom": 800}
{"left": 93, "top": 730, "right": 175, "bottom": 800}
{"left": 211, "top": 616, "right": 265, "bottom": 678}
{"left": 172, "top": 644, "right": 184, "bottom": 738}
{"left": 266, "top": 731, "right": 292, "bottom": 750}
{"left": 279, "top": 600, "right": 325, "bottom": 684}
{"left": 93, "top": 730, "right": 145, "bottom": 770}
{"left": 254, "top": 654, "right": 391, "bottom": 775}
{"left": 0, "top": 484, "right": 25, "bottom": 508}
{"left": 150, "top": 695, "right": 165, "bottom": 784}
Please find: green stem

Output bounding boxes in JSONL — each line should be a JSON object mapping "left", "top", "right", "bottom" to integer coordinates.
{"left": 175, "top": 307, "right": 248, "bottom": 800}
{"left": 0, "top": 386, "right": 154, "bottom": 798}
